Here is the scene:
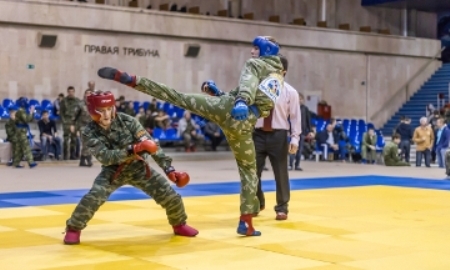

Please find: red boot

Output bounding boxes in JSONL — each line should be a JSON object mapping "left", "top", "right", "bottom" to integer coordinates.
{"left": 173, "top": 223, "right": 198, "bottom": 237}
{"left": 237, "top": 214, "right": 261, "bottom": 236}
{"left": 63, "top": 227, "right": 81, "bottom": 245}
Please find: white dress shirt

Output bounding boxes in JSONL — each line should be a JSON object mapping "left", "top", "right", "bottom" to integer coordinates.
{"left": 255, "top": 81, "right": 302, "bottom": 146}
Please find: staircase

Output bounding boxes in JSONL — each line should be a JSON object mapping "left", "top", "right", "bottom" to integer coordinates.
{"left": 381, "top": 63, "right": 450, "bottom": 135}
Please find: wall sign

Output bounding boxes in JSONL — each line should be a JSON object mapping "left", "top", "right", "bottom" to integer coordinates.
{"left": 84, "top": 45, "right": 159, "bottom": 57}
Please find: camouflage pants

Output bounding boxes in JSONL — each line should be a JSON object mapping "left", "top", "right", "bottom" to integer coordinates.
{"left": 361, "top": 146, "right": 377, "bottom": 162}
{"left": 78, "top": 126, "right": 90, "bottom": 156}
{"left": 384, "top": 158, "right": 410, "bottom": 166}
{"left": 12, "top": 129, "right": 33, "bottom": 166}
{"left": 134, "top": 77, "right": 262, "bottom": 215}
{"left": 63, "top": 124, "right": 77, "bottom": 159}
{"left": 66, "top": 164, "right": 187, "bottom": 230}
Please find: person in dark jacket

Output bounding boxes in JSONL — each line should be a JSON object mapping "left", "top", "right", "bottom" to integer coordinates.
{"left": 316, "top": 124, "right": 345, "bottom": 161}
{"left": 289, "top": 93, "right": 311, "bottom": 170}
{"left": 395, "top": 117, "right": 413, "bottom": 162}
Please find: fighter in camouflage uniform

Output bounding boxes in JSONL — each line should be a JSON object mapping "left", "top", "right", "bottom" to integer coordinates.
{"left": 5, "top": 106, "right": 18, "bottom": 166}
{"left": 383, "top": 134, "right": 410, "bottom": 166}
{"left": 13, "top": 98, "right": 37, "bottom": 168}
{"left": 63, "top": 91, "right": 198, "bottom": 245}
{"left": 74, "top": 89, "right": 94, "bottom": 167}
{"left": 98, "top": 36, "right": 283, "bottom": 236}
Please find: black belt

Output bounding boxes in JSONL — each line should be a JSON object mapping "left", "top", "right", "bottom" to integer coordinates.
{"left": 255, "top": 128, "right": 287, "bottom": 133}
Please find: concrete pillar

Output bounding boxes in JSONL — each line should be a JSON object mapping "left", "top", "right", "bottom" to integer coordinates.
{"left": 319, "top": 0, "right": 327, "bottom": 22}
{"left": 401, "top": 8, "right": 408, "bottom": 37}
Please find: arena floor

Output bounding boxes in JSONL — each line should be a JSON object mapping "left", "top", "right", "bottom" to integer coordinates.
{"left": 1, "top": 153, "right": 450, "bottom": 270}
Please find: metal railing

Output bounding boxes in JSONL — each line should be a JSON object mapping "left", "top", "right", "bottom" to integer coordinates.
{"left": 371, "top": 47, "right": 446, "bottom": 123}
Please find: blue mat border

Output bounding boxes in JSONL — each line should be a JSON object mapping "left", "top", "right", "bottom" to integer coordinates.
{"left": 1, "top": 175, "right": 449, "bottom": 208}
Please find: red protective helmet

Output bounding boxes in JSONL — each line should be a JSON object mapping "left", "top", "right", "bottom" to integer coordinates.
{"left": 86, "top": 91, "right": 116, "bottom": 122}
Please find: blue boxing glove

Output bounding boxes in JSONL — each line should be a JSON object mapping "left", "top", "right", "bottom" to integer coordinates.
{"left": 201, "top": 80, "right": 224, "bottom": 97}
{"left": 231, "top": 99, "right": 249, "bottom": 121}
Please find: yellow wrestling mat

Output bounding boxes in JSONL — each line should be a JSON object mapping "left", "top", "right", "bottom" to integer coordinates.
{"left": 1, "top": 186, "right": 450, "bottom": 270}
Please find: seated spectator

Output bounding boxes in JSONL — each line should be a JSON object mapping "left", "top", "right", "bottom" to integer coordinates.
{"left": 302, "top": 125, "right": 316, "bottom": 160}
{"left": 413, "top": 117, "right": 434, "bottom": 167}
{"left": 38, "top": 110, "right": 62, "bottom": 160}
{"left": 204, "top": 121, "right": 224, "bottom": 151}
{"left": 383, "top": 134, "right": 409, "bottom": 166}
{"left": 143, "top": 110, "right": 156, "bottom": 136}
{"left": 124, "top": 101, "right": 136, "bottom": 116}
{"left": 154, "top": 109, "right": 171, "bottom": 130}
{"left": 361, "top": 127, "right": 377, "bottom": 164}
{"left": 316, "top": 124, "right": 345, "bottom": 161}
{"left": 149, "top": 98, "right": 158, "bottom": 112}
{"left": 178, "top": 111, "right": 203, "bottom": 152}
{"left": 135, "top": 106, "right": 146, "bottom": 125}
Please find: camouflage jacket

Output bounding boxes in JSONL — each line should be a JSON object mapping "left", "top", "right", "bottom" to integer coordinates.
{"left": 362, "top": 132, "right": 377, "bottom": 147}
{"left": 60, "top": 96, "right": 81, "bottom": 125}
{"left": 74, "top": 100, "right": 92, "bottom": 130}
{"left": 81, "top": 112, "right": 172, "bottom": 171}
{"left": 382, "top": 142, "right": 400, "bottom": 163}
{"left": 15, "top": 108, "right": 34, "bottom": 128}
{"left": 229, "top": 56, "right": 284, "bottom": 118}
{"left": 5, "top": 119, "right": 17, "bottom": 142}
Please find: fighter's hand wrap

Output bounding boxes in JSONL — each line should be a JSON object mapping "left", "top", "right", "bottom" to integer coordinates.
{"left": 231, "top": 98, "right": 249, "bottom": 121}
{"left": 164, "top": 166, "right": 190, "bottom": 188}
{"left": 201, "top": 80, "right": 224, "bottom": 97}
{"left": 127, "top": 140, "right": 158, "bottom": 156}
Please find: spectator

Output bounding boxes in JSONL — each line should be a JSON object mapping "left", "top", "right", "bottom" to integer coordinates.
{"left": 429, "top": 110, "right": 441, "bottom": 162}
{"left": 289, "top": 92, "right": 311, "bottom": 170}
{"left": 204, "top": 121, "right": 223, "bottom": 151}
{"left": 316, "top": 124, "right": 345, "bottom": 161}
{"left": 124, "top": 102, "right": 136, "bottom": 116}
{"left": 60, "top": 86, "right": 80, "bottom": 160}
{"left": 143, "top": 109, "right": 156, "bottom": 136}
{"left": 395, "top": 117, "right": 413, "bottom": 162}
{"left": 149, "top": 98, "right": 158, "bottom": 112}
{"left": 434, "top": 117, "right": 450, "bottom": 168}
{"left": 53, "top": 93, "right": 64, "bottom": 116}
{"left": 154, "top": 109, "right": 171, "bottom": 130}
{"left": 383, "top": 134, "right": 410, "bottom": 166}
{"left": 178, "top": 111, "right": 203, "bottom": 152}
{"left": 361, "top": 127, "right": 377, "bottom": 164}
{"left": 413, "top": 117, "right": 434, "bottom": 167}
{"left": 38, "top": 110, "right": 62, "bottom": 160}
{"left": 135, "top": 106, "right": 146, "bottom": 125}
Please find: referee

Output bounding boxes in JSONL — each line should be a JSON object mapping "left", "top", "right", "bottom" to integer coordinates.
{"left": 253, "top": 55, "right": 301, "bottom": 220}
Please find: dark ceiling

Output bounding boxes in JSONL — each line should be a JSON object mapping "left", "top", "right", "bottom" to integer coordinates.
{"left": 363, "top": 0, "right": 450, "bottom": 12}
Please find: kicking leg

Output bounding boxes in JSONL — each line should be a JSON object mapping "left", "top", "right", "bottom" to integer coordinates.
{"left": 98, "top": 67, "right": 233, "bottom": 125}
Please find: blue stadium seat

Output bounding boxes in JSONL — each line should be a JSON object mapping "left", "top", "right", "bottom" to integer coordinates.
{"left": 41, "top": 99, "right": 53, "bottom": 111}
{"left": 133, "top": 101, "right": 140, "bottom": 112}
{"left": 165, "top": 128, "right": 181, "bottom": 141}
{"left": 34, "top": 111, "right": 41, "bottom": 120}
{"left": 2, "top": 98, "right": 14, "bottom": 109}
{"left": 29, "top": 99, "right": 40, "bottom": 107}
{"left": 152, "top": 128, "right": 163, "bottom": 139}
{"left": 142, "top": 101, "right": 150, "bottom": 111}
{"left": 0, "top": 106, "right": 9, "bottom": 119}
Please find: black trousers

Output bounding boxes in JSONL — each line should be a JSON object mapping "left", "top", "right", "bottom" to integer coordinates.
{"left": 253, "top": 129, "right": 290, "bottom": 214}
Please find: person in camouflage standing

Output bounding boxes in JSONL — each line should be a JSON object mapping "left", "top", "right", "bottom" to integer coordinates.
{"left": 13, "top": 97, "right": 37, "bottom": 168}
{"left": 383, "top": 134, "right": 410, "bottom": 166}
{"left": 63, "top": 91, "right": 198, "bottom": 245}
{"left": 361, "top": 127, "right": 378, "bottom": 164}
{"left": 60, "top": 86, "right": 81, "bottom": 160}
{"left": 74, "top": 89, "right": 94, "bottom": 167}
{"left": 5, "top": 105, "right": 18, "bottom": 166}
{"left": 97, "top": 36, "right": 284, "bottom": 237}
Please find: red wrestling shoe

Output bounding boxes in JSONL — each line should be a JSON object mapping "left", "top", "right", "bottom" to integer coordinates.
{"left": 63, "top": 226, "right": 81, "bottom": 245}
{"left": 173, "top": 223, "right": 198, "bottom": 237}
